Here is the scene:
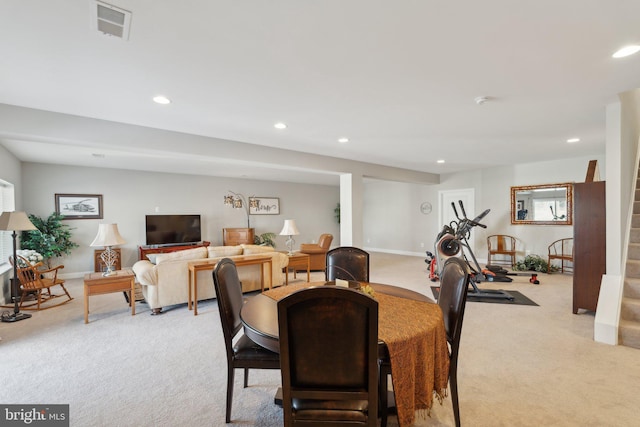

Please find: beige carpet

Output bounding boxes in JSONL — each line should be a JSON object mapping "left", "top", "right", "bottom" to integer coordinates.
{"left": 0, "top": 252, "right": 638, "bottom": 426}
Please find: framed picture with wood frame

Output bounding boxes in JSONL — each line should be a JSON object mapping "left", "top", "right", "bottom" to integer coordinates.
{"left": 55, "top": 194, "right": 104, "bottom": 219}
{"left": 249, "top": 197, "right": 280, "bottom": 215}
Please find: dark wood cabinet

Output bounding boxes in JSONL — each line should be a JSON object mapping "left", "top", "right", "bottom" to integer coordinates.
{"left": 223, "top": 228, "right": 255, "bottom": 246}
{"left": 573, "top": 181, "right": 606, "bottom": 313}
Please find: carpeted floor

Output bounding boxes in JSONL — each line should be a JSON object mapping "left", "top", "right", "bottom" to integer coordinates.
{"left": 1, "top": 252, "right": 639, "bottom": 426}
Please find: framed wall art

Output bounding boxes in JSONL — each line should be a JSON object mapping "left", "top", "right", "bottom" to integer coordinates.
{"left": 249, "top": 197, "right": 280, "bottom": 215}
{"left": 55, "top": 194, "right": 104, "bottom": 219}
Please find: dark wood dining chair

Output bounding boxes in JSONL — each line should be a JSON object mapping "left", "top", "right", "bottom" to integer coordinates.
{"left": 212, "top": 258, "right": 280, "bottom": 424}
{"left": 277, "top": 286, "right": 379, "bottom": 426}
{"left": 325, "top": 246, "right": 370, "bottom": 282}
{"left": 379, "top": 256, "right": 470, "bottom": 427}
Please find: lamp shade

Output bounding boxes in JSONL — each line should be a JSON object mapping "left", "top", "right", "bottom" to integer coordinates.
{"left": 279, "top": 219, "right": 300, "bottom": 236}
{"left": 90, "top": 223, "right": 126, "bottom": 247}
{"left": 0, "top": 211, "right": 37, "bottom": 231}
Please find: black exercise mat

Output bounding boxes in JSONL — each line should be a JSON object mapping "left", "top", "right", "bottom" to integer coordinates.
{"left": 431, "top": 286, "right": 538, "bottom": 306}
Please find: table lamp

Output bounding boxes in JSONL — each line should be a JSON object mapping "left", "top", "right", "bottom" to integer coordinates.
{"left": 0, "top": 211, "right": 37, "bottom": 323}
{"left": 90, "top": 223, "right": 126, "bottom": 276}
{"left": 279, "top": 219, "right": 300, "bottom": 256}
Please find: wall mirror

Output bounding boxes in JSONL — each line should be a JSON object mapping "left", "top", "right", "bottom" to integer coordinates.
{"left": 510, "top": 183, "right": 573, "bottom": 225}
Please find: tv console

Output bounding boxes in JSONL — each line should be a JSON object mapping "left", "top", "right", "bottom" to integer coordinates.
{"left": 138, "top": 241, "right": 210, "bottom": 261}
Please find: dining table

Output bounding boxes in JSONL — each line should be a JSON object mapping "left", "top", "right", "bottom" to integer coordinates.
{"left": 240, "top": 281, "right": 451, "bottom": 427}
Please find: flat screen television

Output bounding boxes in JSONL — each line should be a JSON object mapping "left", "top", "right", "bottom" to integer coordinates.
{"left": 145, "top": 214, "right": 202, "bottom": 246}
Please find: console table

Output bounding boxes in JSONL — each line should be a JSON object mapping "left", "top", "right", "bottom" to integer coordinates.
{"left": 188, "top": 254, "right": 273, "bottom": 316}
{"left": 138, "top": 241, "right": 210, "bottom": 260}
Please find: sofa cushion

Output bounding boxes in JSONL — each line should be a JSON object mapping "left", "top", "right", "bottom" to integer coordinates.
{"left": 155, "top": 247, "right": 208, "bottom": 265}
{"left": 241, "top": 244, "right": 275, "bottom": 255}
{"left": 207, "top": 245, "right": 243, "bottom": 258}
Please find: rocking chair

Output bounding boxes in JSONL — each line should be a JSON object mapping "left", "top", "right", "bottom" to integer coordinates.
{"left": 9, "top": 256, "right": 73, "bottom": 310}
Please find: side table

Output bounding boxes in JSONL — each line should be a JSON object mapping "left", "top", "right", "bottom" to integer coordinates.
{"left": 281, "top": 252, "right": 310, "bottom": 285}
{"left": 84, "top": 269, "right": 136, "bottom": 324}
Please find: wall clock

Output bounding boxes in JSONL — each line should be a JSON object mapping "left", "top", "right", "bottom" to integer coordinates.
{"left": 420, "top": 201, "right": 432, "bottom": 215}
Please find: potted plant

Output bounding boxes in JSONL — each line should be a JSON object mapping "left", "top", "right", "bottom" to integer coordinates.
{"left": 20, "top": 212, "right": 79, "bottom": 268}
{"left": 514, "top": 254, "right": 557, "bottom": 273}
{"left": 254, "top": 232, "right": 276, "bottom": 248}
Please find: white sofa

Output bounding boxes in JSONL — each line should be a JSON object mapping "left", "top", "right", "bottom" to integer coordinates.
{"left": 132, "top": 244, "right": 289, "bottom": 313}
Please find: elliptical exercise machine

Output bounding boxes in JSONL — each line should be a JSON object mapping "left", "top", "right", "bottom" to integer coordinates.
{"left": 432, "top": 200, "right": 515, "bottom": 301}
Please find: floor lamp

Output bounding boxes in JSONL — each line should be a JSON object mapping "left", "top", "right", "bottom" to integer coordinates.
{"left": 0, "top": 211, "right": 37, "bottom": 323}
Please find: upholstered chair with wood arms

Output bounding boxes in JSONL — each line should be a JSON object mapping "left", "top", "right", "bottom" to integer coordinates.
{"left": 278, "top": 286, "right": 379, "bottom": 426}
{"left": 298, "top": 233, "right": 333, "bottom": 272}
{"left": 212, "top": 258, "right": 280, "bottom": 424}
{"left": 326, "top": 246, "right": 370, "bottom": 282}
{"left": 379, "top": 256, "right": 470, "bottom": 427}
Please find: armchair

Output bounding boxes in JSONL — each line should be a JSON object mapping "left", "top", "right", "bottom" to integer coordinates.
{"left": 298, "top": 233, "right": 333, "bottom": 272}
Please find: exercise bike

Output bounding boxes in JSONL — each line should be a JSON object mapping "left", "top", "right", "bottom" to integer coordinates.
{"left": 431, "top": 200, "right": 515, "bottom": 300}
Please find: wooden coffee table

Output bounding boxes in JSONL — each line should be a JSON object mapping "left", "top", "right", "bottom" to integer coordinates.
{"left": 281, "top": 252, "right": 310, "bottom": 285}
{"left": 83, "top": 269, "right": 135, "bottom": 324}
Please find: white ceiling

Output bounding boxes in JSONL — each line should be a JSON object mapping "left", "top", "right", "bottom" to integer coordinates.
{"left": 1, "top": 0, "right": 640, "bottom": 185}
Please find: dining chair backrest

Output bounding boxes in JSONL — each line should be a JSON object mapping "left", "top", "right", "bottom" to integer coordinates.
{"left": 438, "top": 256, "right": 470, "bottom": 347}
{"left": 212, "top": 257, "right": 281, "bottom": 424}
{"left": 277, "top": 286, "right": 379, "bottom": 426}
{"left": 325, "top": 246, "right": 370, "bottom": 282}
{"left": 436, "top": 256, "right": 470, "bottom": 427}
{"left": 212, "top": 258, "right": 244, "bottom": 353}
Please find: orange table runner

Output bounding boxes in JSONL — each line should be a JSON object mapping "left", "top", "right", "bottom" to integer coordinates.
{"left": 263, "top": 283, "right": 450, "bottom": 426}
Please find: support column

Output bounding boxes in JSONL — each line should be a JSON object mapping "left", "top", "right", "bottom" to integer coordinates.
{"left": 339, "top": 173, "right": 364, "bottom": 247}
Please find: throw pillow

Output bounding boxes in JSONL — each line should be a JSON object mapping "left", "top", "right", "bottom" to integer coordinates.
{"left": 207, "top": 246, "right": 243, "bottom": 258}
{"left": 155, "top": 247, "right": 207, "bottom": 265}
{"left": 241, "top": 244, "right": 275, "bottom": 255}
{"left": 146, "top": 254, "right": 158, "bottom": 264}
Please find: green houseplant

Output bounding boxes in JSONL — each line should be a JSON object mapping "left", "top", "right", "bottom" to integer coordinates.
{"left": 254, "top": 232, "right": 276, "bottom": 248}
{"left": 514, "top": 254, "right": 557, "bottom": 273}
{"left": 20, "top": 212, "right": 79, "bottom": 267}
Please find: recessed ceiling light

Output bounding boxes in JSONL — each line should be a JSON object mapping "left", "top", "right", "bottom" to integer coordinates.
{"left": 153, "top": 95, "right": 171, "bottom": 104}
{"left": 274, "top": 122, "right": 287, "bottom": 129}
{"left": 613, "top": 45, "right": 640, "bottom": 58}
{"left": 437, "top": 159, "right": 445, "bottom": 164}
{"left": 567, "top": 138, "right": 580, "bottom": 143}
{"left": 338, "top": 137, "right": 349, "bottom": 143}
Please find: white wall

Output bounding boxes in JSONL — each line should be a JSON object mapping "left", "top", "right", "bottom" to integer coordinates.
{"left": 363, "top": 155, "right": 606, "bottom": 262}
{"left": 0, "top": 145, "right": 23, "bottom": 304}
{"left": 20, "top": 163, "right": 340, "bottom": 276}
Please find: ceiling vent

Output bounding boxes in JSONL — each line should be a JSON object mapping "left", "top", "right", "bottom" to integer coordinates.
{"left": 91, "top": 1, "right": 132, "bottom": 40}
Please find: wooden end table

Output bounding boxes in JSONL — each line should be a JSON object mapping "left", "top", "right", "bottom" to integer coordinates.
{"left": 281, "top": 252, "right": 310, "bottom": 285}
{"left": 84, "top": 269, "right": 136, "bottom": 324}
